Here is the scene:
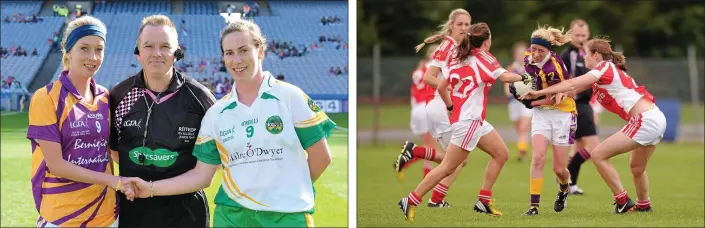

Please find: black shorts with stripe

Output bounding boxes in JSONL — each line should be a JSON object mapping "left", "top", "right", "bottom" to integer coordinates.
{"left": 575, "top": 104, "right": 597, "bottom": 139}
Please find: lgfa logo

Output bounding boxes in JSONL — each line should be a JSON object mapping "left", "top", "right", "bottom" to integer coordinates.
{"left": 266, "top": 115, "right": 283, "bottom": 134}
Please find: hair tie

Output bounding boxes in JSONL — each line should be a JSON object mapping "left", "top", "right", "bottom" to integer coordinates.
{"left": 65, "top": 24, "right": 106, "bottom": 52}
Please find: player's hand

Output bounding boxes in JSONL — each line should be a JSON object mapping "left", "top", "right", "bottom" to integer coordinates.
{"left": 552, "top": 93, "right": 567, "bottom": 105}
{"left": 123, "top": 177, "right": 152, "bottom": 198}
{"left": 520, "top": 90, "right": 541, "bottom": 100}
{"left": 508, "top": 83, "right": 520, "bottom": 100}
{"left": 520, "top": 73, "right": 532, "bottom": 85}
{"left": 120, "top": 179, "right": 137, "bottom": 201}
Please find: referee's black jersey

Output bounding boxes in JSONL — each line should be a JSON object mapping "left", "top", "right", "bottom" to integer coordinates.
{"left": 561, "top": 45, "right": 593, "bottom": 105}
{"left": 109, "top": 69, "right": 216, "bottom": 183}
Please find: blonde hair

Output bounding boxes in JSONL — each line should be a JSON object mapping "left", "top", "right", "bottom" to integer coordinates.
{"left": 424, "top": 44, "right": 439, "bottom": 60}
{"left": 530, "top": 24, "right": 572, "bottom": 47}
{"left": 219, "top": 19, "right": 267, "bottom": 55}
{"left": 414, "top": 8, "right": 470, "bottom": 53}
{"left": 61, "top": 16, "right": 107, "bottom": 70}
{"left": 586, "top": 37, "right": 628, "bottom": 71}
{"left": 135, "top": 15, "right": 178, "bottom": 47}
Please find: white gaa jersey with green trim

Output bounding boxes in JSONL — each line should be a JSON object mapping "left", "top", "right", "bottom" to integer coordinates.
{"left": 192, "top": 72, "right": 336, "bottom": 213}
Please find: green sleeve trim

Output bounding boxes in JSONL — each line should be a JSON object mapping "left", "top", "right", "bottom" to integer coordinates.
{"left": 294, "top": 119, "right": 336, "bottom": 149}
{"left": 193, "top": 140, "right": 222, "bottom": 165}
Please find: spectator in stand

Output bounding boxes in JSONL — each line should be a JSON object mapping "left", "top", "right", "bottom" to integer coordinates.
{"left": 321, "top": 16, "right": 327, "bottom": 26}
{"left": 4, "top": 16, "right": 10, "bottom": 23}
{"left": 320, "top": 33, "right": 326, "bottom": 43}
{"left": 31, "top": 48, "right": 38, "bottom": 56}
{"left": 252, "top": 2, "right": 260, "bottom": 17}
{"left": 334, "top": 66, "right": 342, "bottom": 76}
{"left": 1, "top": 47, "right": 7, "bottom": 58}
{"left": 277, "top": 73, "right": 285, "bottom": 81}
{"left": 243, "top": 3, "right": 251, "bottom": 18}
{"left": 329, "top": 67, "right": 335, "bottom": 76}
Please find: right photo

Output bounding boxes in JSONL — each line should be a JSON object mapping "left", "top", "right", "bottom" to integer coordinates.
{"left": 357, "top": 0, "right": 705, "bottom": 226}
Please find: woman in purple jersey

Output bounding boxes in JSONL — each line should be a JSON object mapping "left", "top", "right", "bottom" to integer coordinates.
{"left": 26, "top": 16, "right": 134, "bottom": 227}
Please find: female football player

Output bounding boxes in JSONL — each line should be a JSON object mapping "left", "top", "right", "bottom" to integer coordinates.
{"left": 522, "top": 37, "right": 661, "bottom": 213}
{"left": 513, "top": 25, "right": 575, "bottom": 216}
{"left": 397, "top": 22, "right": 531, "bottom": 221}
{"left": 27, "top": 16, "right": 132, "bottom": 227}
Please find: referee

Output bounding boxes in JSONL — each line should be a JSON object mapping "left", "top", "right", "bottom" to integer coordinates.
{"left": 109, "top": 15, "right": 215, "bottom": 227}
{"left": 560, "top": 19, "right": 600, "bottom": 195}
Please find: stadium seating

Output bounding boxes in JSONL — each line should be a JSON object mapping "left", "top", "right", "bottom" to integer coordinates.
{"left": 1, "top": 15, "right": 65, "bottom": 86}
{"left": 23, "top": 1, "right": 347, "bottom": 96}
{"left": 0, "top": 0, "right": 43, "bottom": 18}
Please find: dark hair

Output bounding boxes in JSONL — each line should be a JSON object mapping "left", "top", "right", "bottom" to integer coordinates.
{"left": 586, "top": 37, "right": 627, "bottom": 71}
{"left": 455, "top": 22, "right": 490, "bottom": 61}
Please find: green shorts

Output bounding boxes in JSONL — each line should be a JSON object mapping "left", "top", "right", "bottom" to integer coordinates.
{"left": 213, "top": 204, "right": 314, "bottom": 227}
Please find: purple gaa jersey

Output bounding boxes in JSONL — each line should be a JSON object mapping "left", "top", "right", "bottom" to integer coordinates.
{"left": 26, "top": 71, "right": 117, "bottom": 227}
{"left": 523, "top": 49, "right": 577, "bottom": 113}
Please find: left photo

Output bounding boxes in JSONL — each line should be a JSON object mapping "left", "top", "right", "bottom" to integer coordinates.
{"left": 0, "top": 1, "right": 348, "bottom": 227}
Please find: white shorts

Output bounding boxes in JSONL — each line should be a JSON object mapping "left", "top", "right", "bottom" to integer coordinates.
{"left": 38, "top": 216, "right": 118, "bottom": 227}
{"left": 508, "top": 99, "right": 533, "bottom": 121}
{"left": 425, "top": 97, "right": 452, "bottom": 138}
{"left": 591, "top": 101, "right": 604, "bottom": 114}
{"left": 410, "top": 102, "right": 429, "bottom": 135}
{"left": 437, "top": 120, "right": 494, "bottom": 151}
{"left": 621, "top": 106, "right": 666, "bottom": 146}
{"left": 531, "top": 108, "right": 577, "bottom": 146}
{"left": 448, "top": 119, "right": 495, "bottom": 152}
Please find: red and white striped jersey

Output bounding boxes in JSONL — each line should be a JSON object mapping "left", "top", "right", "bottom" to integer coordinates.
{"left": 410, "top": 62, "right": 436, "bottom": 104}
{"left": 447, "top": 48, "right": 507, "bottom": 124}
{"left": 429, "top": 36, "right": 458, "bottom": 98}
{"left": 589, "top": 61, "right": 655, "bottom": 121}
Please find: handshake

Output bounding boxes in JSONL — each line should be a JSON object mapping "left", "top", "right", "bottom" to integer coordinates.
{"left": 115, "top": 176, "right": 154, "bottom": 201}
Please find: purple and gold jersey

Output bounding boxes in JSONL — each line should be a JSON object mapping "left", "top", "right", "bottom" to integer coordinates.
{"left": 26, "top": 71, "right": 117, "bottom": 227}
{"left": 523, "top": 50, "right": 577, "bottom": 114}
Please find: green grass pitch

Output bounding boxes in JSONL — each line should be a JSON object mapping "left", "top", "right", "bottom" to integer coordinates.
{"left": 1, "top": 112, "right": 348, "bottom": 227}
{"left": 357, "top": 141, "right": 704, "bottom": 227}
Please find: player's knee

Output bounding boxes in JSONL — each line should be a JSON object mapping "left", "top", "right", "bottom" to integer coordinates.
{"left": 630, "top": 163, "right": 646, "bottom": 176}
{"left": 552, "top": 166, "right": 567, "bottom": 176}
{"left": 437, "top": 164, "right": 457, "bottom": 176}
{"left": 531, "top": 155, "right": 546, "bottom": 167}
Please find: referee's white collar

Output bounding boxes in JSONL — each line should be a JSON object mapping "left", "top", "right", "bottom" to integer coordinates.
{"left": 228, "top": 71, "right": 274, "bottom": 103}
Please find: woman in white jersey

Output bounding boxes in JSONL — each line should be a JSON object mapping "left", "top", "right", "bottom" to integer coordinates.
{"left": 522, "top": 38, "right": 662, "bottom": 213}
{"left": 395, "top": 9, "right": 472, "bottom": 209}
{"left": 408, "top": 43, "right": 442, "bottom": 180}
{"left": 125, "top": 20, "right": 336, "bottom": 227}
{"left": 397, "top": 22, "right": 532, "bottom": 221}
{"left": 504, "top": 41, "right": 532, "bottom": 162}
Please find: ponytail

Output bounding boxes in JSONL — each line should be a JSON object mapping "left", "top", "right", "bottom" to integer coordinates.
{"left": 611, "top": 51, "right": 628, "bottom": 71}
{"left": 415, "top": 34, "right": 445, "bottom": 53}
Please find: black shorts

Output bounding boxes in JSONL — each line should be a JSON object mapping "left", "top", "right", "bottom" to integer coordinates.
{"left": 118, "top": 190, "right": 210, "bottom": 228}
{"left": 575, "top": 104, "right": 597, "bottom": 139}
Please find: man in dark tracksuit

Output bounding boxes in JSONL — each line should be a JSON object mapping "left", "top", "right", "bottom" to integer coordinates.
{"left": 560, "top": 19, "right": 599, "bottom": 195}
{"left": 109, "top": 15, "right": 216, "bottom": 227}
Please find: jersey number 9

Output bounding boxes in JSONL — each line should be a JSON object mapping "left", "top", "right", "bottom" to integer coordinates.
{"left": 246, "top": 126, "right": 254, "bottom": 138}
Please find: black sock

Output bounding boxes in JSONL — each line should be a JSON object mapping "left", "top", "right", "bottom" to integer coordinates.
{"left": 567, "top": 148, "right": 589, "bottom": 186}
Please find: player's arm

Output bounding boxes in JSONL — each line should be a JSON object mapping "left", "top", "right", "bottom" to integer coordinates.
{"left": 38, "top": 140, "right": 124, "bottom": 190}
{"left": 307, "top": 137, "right": 332, "bottom": 183}
{"left": 526, "top": 73, "right": 599, "bottom": 99}
{"left": 132, "top": 112, "right": 222, "bottom": 197}
{"left": 144, "top": 161, "right": 219, "bottom": 197}
{"left": 438, "top": 77, "right": 452, "bottom": 108}
{"left": 291, "top": 89, "right": 336, "bottom": 183}
{"left": 422, "top": 66, "right": 442, "bottom": 89}
{"left": 28, "top": 92, "right": 123, "bottom": 191}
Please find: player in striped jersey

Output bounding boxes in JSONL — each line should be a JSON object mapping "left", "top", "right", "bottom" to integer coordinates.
{"left": 397, "top": 22, "right": 532, "bottom": 221}
{"left": 409, "top": 44, "right": 441, "bottom": 179}
{"left": 27, "top": 16, "right": 134, "bottom": 228}
{"left": 510, "top": 25, "right": 577, "bottom": 216}
{"left": 504, "top": 41, "right": 532, "bottom": 162}
{"left": 522, "top": 38, "right": 661, "bottom": 213}
{"left": 396, "top": 9, "right": 473, "bottom": 209}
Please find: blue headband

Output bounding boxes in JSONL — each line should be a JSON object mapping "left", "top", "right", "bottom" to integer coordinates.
{"left": 530, "top": 37, "right": 552, "bottom": 50}
{"left": 65, "top": 24, "right": 106, "bottom": 52}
